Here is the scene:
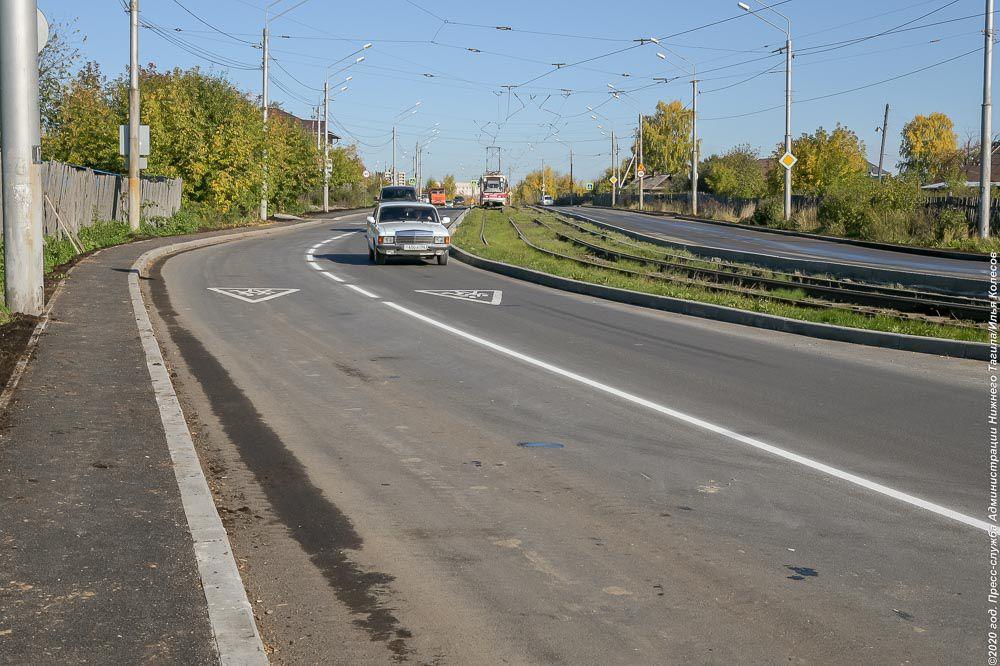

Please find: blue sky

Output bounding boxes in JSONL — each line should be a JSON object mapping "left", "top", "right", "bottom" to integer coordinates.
{"left": 40, "top": 0, "right": 995, "bottom": 184}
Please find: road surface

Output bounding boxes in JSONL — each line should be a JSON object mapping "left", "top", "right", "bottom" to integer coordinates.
{"left": 562, "top": 205, "right": 988, "bottom": 281}
{"left": 148, "top": 210, "right": 983, "bottom": 663}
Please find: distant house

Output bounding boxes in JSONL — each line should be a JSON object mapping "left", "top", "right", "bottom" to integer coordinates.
{"left": 268, "top": 106, "right": 340, "bottom": 145}
{"left": 867, "top": 161, "right": 891, "bottom": 179}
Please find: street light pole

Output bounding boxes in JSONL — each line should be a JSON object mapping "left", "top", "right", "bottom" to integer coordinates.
{"left": 638, "top": 113, "right": 644, "bottom": 211}
{"left": 611, "top": 130, "right": 617, "bottom": 207}
{"left": 691, "top": 78, "right": 699, "bottom": 216}
{"left": 0, "top": 0, "right": 44, "bottom": 315}
{"left": 128, "top": 0, "right": 141, "bottom": 231}
{"left": 980, "top": 0, "right": 995, "bottom": 238}
{"left": 739, "top": 1, "right": 793, "bottom": 222}
{"left": 260, "top": 21, "right": 269, "bottom": 221}
{"left": 323, "top": 80, "right": 330, "bottom": 212}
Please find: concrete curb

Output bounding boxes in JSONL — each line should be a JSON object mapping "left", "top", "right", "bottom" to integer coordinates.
{"left": 581, "top": 204, "right": 989, "bottom": 262}
{"left": 128, "top": 215, "right": 347, "bottom": 664}
{"left": 556, "top": 208, "right": 989, "bottom": 297}
{"left": 449, "top": 244, "right": 988, "bottom": 361}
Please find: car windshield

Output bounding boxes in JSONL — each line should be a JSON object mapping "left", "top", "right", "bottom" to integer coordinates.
{"left": 484, "top": 179, "right": 504, "bottom": 192}
{"left": 381, "top": 187, "right": 416, "bottom": 201}
{"left": 379, "top": 206, "right": 438, "bottom": 223}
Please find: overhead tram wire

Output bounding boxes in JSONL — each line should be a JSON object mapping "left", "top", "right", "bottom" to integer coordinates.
{"left": 167, "top": 0, "right": 256, "bottom": 44}
{"left": 701, "top": 46, "right": 983, "bottom": 121}
{"left": 140, "top": 20, "right": 260, "bottom": 70}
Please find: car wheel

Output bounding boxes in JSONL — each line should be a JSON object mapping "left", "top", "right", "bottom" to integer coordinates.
{"left": 374, "top": 251, "right": 387, "bottom": 265}
{"left": 437, "top": 252, "right": 448, "bottom": 266}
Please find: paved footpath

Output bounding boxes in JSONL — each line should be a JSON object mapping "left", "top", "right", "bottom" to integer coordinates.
{"left": 0, "top": 220, "right": 324, "bottom": 664}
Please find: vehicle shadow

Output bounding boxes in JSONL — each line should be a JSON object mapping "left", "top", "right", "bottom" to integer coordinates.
{"left": 315, "top": 252, "right": 370, "bottom": 266}
{"left": 328, "top": 226, "right": 366, "bottom": 233}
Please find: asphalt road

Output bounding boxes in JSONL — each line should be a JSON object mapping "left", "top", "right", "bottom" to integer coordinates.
{"left": 562, "top": 205, "right": 988, "bottom": 280}
{"left": 152, "top": 210, "right": 983, "bottom": 663}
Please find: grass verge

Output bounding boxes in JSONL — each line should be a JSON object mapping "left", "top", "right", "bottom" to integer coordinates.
{"left": 453, "top": 208, "right": 986, "bottom": 343}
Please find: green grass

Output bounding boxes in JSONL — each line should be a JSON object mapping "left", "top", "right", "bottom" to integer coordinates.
{"left": 453, "top": 208, "right": 987, "bottom": 343}
{"left": 0, "top": 203, "right": 260, "bottom": 326}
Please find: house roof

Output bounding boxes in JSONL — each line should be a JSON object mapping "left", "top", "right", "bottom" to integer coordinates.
{"left": 268, "top": 106, "right": 340, "bottom": 142}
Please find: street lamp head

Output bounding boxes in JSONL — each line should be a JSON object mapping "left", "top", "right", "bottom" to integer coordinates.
{"left": 657, "top": 52, "right": 666, "bottom": 59}
{"left": 345, "top": 75, "right": 353, "bottom": 82}
{"left": 355, "top": 56, "right": 365, "bottom": 63}
{"left": 340, "top": 86, "right": 348, "bottom": 92}
{"left": 738, "top": 2, "right": 751, "bottom": 10}
{"left": 363, "top": 43, "right": 373, "bottom": 49}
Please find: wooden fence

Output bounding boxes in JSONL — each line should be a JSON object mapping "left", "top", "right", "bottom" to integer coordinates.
{"left": 0, "top": 160, "right": 183, "bottom": 239}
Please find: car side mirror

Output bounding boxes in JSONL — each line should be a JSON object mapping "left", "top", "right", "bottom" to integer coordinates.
{"left": 374, "top": 196, "right": 380, "bottom": 202}
{"left": 366, "top": 215, "right": 376, "bottom": 224}
{"left": 440, "top": 217, "right": 451, "bottom": 225}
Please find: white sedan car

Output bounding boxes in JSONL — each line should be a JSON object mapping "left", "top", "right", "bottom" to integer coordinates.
{"left": 367, "top": 201, "right": 452, "bottom": 265}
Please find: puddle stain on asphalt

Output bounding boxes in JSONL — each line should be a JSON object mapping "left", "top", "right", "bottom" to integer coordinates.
{"left": 150, "top": 267, "right": 413, "bottom": 660}
{"left": 786, "top": 566, "right": 819, "bottom": 581}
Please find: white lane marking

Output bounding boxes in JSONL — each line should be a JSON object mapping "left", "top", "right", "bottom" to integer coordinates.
{"left": 309, "top": 262, "right": 324, "bottom": 270}
{"left": 327, "top": 232, "right": 353, "bottom": 241}
{"left": 321, "top": 272, "right": 345, "bottom": 283}
{"left": 416, "top": 289, "right": 502, "bottom": 305}
{"left": 208, "top": 287, "right": 300, "bottom": 303}
{"left": 382, "top": 301, "right": 993, "bottom": 535}
{"left": 346, "top": 284, "right": 379, "bottom": 299}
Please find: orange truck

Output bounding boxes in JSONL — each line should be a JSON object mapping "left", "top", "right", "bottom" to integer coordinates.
{"left": 429, "top": 187, "right": 446, "bottom": 206}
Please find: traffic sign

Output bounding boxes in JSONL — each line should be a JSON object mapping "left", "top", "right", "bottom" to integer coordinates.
{"left": 362, "top": 170, "right": 370, "bottom": 178}
{"left": 610, "top": 176, "right": 617, "bottom": 185}
{"left": 779, "top": 152, "right": 797, "bottom": 169}
{"left": 407, "top": 178, "right": 416, "bottom": 185}
{"left": 586, "top": 182, "right": 594, "bottom": 191}
{"left": 636, "top": 163, "right": 646, "bottom": 178}
{"left": 37, "top": 9, "right": 49, "bottom": 53}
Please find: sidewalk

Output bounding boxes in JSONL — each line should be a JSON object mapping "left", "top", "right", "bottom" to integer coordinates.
{"left": 0, "top": 223, "right": 293, "bottom": 664}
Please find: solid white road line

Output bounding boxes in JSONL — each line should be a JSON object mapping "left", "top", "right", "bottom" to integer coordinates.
{"left": 346, "top": 284, "right": 379, "bottom": 298}
{"left": 320, "top": 272, "right": 345, "bottom": 283}
{"left": 382, "top": 301, "right": 993, "bottom": 535}
{"left": 308, "top": 262, "right": 324, "bottom": 270}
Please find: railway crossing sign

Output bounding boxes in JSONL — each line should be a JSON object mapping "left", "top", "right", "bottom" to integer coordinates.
{"left": 779, "top": 152, "right": 797, "bottom": 169}
{"left": 207, "top": 288, "right": 300, "bottom": 303}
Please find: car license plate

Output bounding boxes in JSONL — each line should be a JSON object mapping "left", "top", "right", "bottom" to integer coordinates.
{"left": 403, "top": 244, "right": 429, "bottom": 251}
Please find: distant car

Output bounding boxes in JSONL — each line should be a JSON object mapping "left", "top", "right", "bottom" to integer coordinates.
{"left": 445, "top": 200, "right": 453, "bottom": 208}
{"left": 419, "top": 194, "right": 430, "bottom": 204}
{"left": 378, "top": 185, "right": 418, "bottom": 202}
{"left": 540, "top": 195, "right": 554, "bottom": 206}
{"left": 453, "top": 195, "right": 466, "bottom": 206}
{"left": 429, "top": 187, "right": 447, "bottom": 206}
{"left": 366, "top": 202, "right": 452, "bottom": 266}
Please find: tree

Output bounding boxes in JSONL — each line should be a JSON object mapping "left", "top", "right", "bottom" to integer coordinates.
{"left": 701, "top": 144, "right": 767, "bottom": 198}
{"left": 900, "top": 112, "right": 961, "bottom": 184}
{"left": 42, "top": 62, "right": 120, "bottom": 171}
{"left": 768, "top": 124, "right": 867, "bottom": 196}
{"left": 425, "top": 177, "right": 439, "bottom": 191}
{"left": 442, "top": 174, "right": 456, "bottom": 198}
{"left": 38, "top": 19, "right": 85, "bottom": 131}
{"left": 639, "top": 100, "right": 694, "bottom": 179}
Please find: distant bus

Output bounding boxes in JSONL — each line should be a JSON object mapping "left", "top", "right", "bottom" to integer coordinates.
{"left": 478, "top": 172, "right": 509, "bottom": 208}
{"left": 429, "top": 188, "right": 447, "bottom": 206}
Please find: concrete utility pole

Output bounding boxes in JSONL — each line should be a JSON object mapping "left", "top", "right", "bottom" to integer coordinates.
{"left": 783, "top": 35, "right": 793, "bottom": 222}
{"left": 260, "top": 22, "right": 269, "bottom": 221}
{"left": 981, "top": 0, "right": 995, "bottom": 238}
{"left": 0, "top": 0, "right": 45, "bottom": 315}
{"left": 392, "top": 126, "right": 396, "bottom": 185}
{"left": 569, "top": 147, "right": 574, "bottom": 205}
{"left": 322, "top": 81, "right": 329, "bottom": 212}
{"left": 638, "top": 113, "right": 644, "bottom": 211}
{"left": 611, "top": 130, "right": 617, "bottom": 207}
{"left": 128, "top": 0, "right": 141, "bottom": 230}
{"left": 877, "top": 103, "right": 890, "bottom": 182}
{"left": 691, "top": 78, "right": 699, "bottom": 216}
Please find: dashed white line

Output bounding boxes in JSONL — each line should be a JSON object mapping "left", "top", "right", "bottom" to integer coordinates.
{"left": 320, "top": 271, "right": 345, "bottom": 283}
{"left": 381, "top": 300, "right": 993, "bottom": 535}
{"left": 346, "top": 284, "right": 379, "bottom": 298}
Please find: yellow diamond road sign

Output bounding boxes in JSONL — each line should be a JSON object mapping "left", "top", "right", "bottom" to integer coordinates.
{"left": 779, "top": 152, "right": 797, "bottom": 169}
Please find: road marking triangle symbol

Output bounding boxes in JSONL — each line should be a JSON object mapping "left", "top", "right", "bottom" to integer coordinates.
{"left": 415, "top": 289, "right": 503, "bottom": 305}
{"left": 207, "top": 287, "right": 300, "bottom": 303}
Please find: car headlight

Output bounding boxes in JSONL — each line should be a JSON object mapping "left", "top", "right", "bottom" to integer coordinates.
{"left": 434, "top": 236, "right": 446, "bottom": 244}
{"left": 377, "top": 235, "right": 395, "bottom": 244}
